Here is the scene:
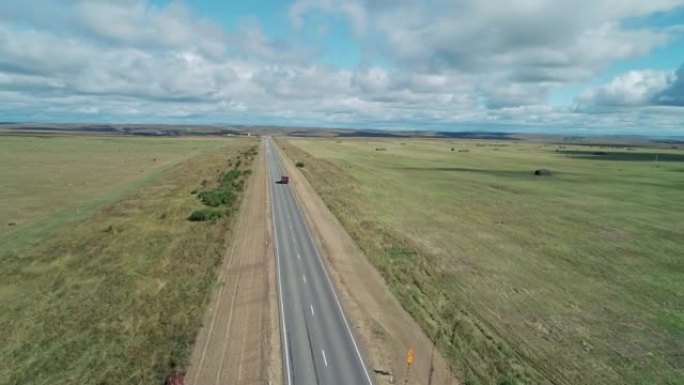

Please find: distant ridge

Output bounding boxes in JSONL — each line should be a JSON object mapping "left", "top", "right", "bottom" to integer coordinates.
{"left": 1, "top": 123, "right": 680, "bottom": 146}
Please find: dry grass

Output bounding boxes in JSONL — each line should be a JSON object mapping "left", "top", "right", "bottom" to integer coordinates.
{"left": 0, "top": 135, "right": 229, "bottom": 256}
{"left": 0, "top": 137, "right": 258, "bottom": 385}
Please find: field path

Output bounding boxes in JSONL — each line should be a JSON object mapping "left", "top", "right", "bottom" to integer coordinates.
{"left": 186, "top": 145, "right": 279, "bottom": 385}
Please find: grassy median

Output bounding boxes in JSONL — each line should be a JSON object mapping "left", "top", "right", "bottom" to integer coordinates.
{"left": 278, "top": 138, "right": 684, "bottom": 385}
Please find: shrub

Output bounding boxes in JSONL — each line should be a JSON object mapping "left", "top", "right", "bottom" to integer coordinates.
{"left": 295, "top": 161, "right": 304, "bottom": 168}
{"left": 188, "top": 209, "right": 224, "bottom": 222}
{"left": 498, "top": 376, "right": 521, "bottom": 385}
{"left": 220, "top": 169, "right": 242, "bottom": 185}
{"left": 197, "top": 187, "right": 235, "bottom": 207}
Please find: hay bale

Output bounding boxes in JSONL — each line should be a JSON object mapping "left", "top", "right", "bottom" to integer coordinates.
{"left": 534, "top": 169, "right": 552, "bottom": 176}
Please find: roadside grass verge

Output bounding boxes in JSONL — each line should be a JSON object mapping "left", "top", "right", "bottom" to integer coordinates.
{"left": 0, "top": 138, "right": 258, "bottom": 385}
{"left": 278, "top": 138, "right": 684, "bottom": 385}
{"left": 189, "top": 145, "right": 258, "bottom": 220}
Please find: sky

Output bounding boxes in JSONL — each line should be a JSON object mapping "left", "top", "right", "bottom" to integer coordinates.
{"left": 1, "top": 0, "right": 683, "bottom": 135}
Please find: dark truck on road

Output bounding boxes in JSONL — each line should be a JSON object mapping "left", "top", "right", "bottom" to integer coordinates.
{"left": 278, "top": 176, "right": 289, "bottom": 184}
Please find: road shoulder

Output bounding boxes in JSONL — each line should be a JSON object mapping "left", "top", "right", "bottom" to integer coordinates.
{"left": 276, "top": 142, "right": 459, "bottom": 385}
{"left": 185, "top": 144, "right": 280, "bottom": 385}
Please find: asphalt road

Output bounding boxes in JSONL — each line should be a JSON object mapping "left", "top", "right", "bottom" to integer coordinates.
{"left": 265, "top": 137, "right": 374, "bottom": 385}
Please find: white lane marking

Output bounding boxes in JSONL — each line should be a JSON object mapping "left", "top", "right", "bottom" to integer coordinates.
{"left": 302, "top": 274, "right": 307, "bottom": 283}
{"left": 321, "top": 349, "right": 328, "bottom": 367}
{"left": 297, "top": 253, "right": 301, "bottom": 260}
{"left": 267, "top": 140, "right": 292, "bottom": 385}
{"left": 286, "top": 185, "right": 375, "bottom": 385}
{"left": 310, "top": 304, "right": 315, "bottom": 317}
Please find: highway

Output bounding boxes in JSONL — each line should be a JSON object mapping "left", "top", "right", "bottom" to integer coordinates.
{"left": 264, "top": 137, "right": 374, "bottom": 385}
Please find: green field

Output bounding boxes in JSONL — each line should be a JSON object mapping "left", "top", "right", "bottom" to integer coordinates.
{"left": 279, "top": 138, "right": 684, "bottom": 385}
{"left": 1, "top": 135, "right": 258, "bottom": 384}
{"left": 0, "top": 135, "right": 230, "bottom": 256}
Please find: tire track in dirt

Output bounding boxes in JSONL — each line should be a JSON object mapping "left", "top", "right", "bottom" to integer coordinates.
{"left": 186, "top": 145, "right": 277, "bottom": 385}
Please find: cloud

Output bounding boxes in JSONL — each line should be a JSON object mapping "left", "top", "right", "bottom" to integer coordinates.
{"left": 293, "top": 0, "right": 683, "bottom": 72}
{"left": 0, "top": 0, "right": 683, "bottom": 134}
{"left": 576, "top": 63, "right": 684, "bottom": 108}
{"left": 289, "top": 0, "right": 367, "bottom": 36}
{"left": 290, "top": 0, "right": 684, "bottom": 109}
{"left": 576, "top": 69, "right": 674, "bottom": 107}
{"left": 656, "top": 63, "right": 684, "bottom": 106}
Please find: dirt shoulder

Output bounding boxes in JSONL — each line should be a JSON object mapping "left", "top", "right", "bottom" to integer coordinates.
{"left": 186, "top": 144, "right": 280, "bottom": 385}
{"left": 276, "top": 142, "right": 459, "bottom": 385}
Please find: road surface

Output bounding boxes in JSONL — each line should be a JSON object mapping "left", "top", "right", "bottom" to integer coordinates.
{"left": 265, "top": 137, "right": 374, "bottom": 385}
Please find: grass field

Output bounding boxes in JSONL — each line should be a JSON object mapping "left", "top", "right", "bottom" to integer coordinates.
{"left": 0, "top": 135, "right": 229, "bottom": 256}
{"left": 0, "top": 136, "right": 258, "bottom": 385}
{"left": 279, "top": 138, "right": 684, "bottom": 385}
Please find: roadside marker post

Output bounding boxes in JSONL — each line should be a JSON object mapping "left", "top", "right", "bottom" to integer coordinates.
{"left": 404, "top": 349, "right": 415, "bottom": 385}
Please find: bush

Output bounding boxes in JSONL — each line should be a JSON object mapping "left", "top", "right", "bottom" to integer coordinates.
{"left": 188, "top": 209, "right": 224, "bottom": 222}
{"left": 533, "top": 169, "right": 552, "bottom": 176}
{"left": 220, "top": 169, "right": 242, "bottom": 185}
{"left": 295, "top": 161, "right": 305, "bottom": 168}
{"left": 197, "top": 187, "right": 236, "bottom": 207}
{"left": 498, "top": 376, "right": 521, "bottom": 385}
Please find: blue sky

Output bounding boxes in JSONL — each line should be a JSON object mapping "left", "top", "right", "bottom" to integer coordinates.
{"left": 0, "top": 0, "right": 683, "bottom": 135}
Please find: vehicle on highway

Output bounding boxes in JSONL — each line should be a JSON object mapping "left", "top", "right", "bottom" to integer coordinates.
{"left": 278, "top": 175, "right": 290, "bottom": 184}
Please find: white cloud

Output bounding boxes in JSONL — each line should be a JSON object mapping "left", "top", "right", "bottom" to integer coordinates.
{"left": 290, "top": 0, "right": 684, "bottom": 110}
{"left": 576, "top": 70, "right": 673, "bottom": 107}
{"left": 0, "top": 0, "right": 682, "bottom": 133}
{"left": 575, "top": 63, "right": 684, "bottom": 110}
{"left": 656, "top": 63, "right": 684, "bottom": 106}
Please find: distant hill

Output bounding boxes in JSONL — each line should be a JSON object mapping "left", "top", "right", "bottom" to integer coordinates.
{"left": 1, "top": 122, "right": 681, "bottom": 146}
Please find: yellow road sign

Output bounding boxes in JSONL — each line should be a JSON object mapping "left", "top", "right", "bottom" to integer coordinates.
{"left": 406, "top": 349, "right": 415, "bottom": 365}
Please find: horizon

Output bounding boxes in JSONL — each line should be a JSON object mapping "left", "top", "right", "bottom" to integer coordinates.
{"left": 1, "top": 0, "right": 683, "bottom": 135}
{"left": 4, "top": 121, "right": 684, "bottom": 139}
